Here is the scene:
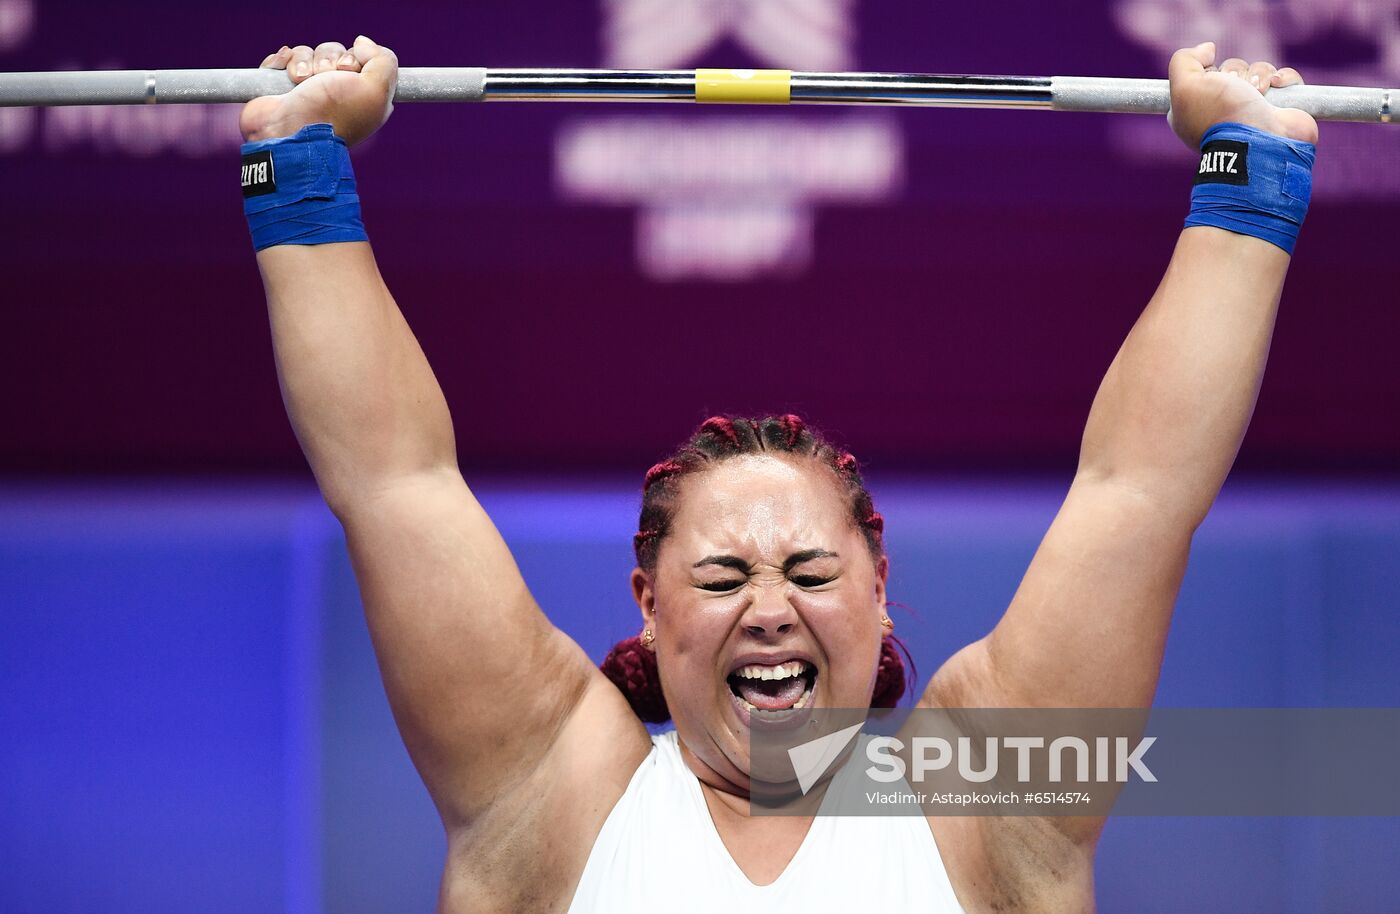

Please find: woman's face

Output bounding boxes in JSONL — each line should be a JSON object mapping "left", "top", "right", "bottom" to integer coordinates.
{"left": 631, "top": 454, "right": 888, "bottom": 792}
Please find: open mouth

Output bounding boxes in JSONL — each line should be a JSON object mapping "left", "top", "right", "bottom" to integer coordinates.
{"left": 727, "top": 660, "right": 817, "bottom": 714}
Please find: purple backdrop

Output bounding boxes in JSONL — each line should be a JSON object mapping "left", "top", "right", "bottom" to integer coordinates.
{"left": 2, "top": 0, "right": 1398, "bottom": 475}
{"left": 4, "top": 5, "right": 1400, "bottom": 910}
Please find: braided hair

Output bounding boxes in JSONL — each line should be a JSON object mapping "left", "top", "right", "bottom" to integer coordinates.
{"left": 600, "top": 414, "right": 911, "bottom": 723}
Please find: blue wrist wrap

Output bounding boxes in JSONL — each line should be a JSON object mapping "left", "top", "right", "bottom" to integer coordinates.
{"left": 241, "top": 123, "right": 367, "bottom": 252}
{"left": 1183, "top": 122, "right": 1315, "bottom": 255}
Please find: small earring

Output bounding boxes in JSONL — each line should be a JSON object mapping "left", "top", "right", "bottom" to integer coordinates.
{"left": 880, "top": 615, "right": 894, "bottom": 631}
{"left": 641, "top": 628, "right": 656, "bottom": 647}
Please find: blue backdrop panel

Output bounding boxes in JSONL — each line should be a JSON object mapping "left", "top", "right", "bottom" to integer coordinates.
{"left": 0, "top": 486, "right": 325, "bottom": 913}
{"left": 2, "top": 480, "right": 1397, "bottom": 912}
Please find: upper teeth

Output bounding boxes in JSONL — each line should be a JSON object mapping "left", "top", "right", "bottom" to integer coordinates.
{"left": 734, "top": 661, "right": 810, "bottom": 681}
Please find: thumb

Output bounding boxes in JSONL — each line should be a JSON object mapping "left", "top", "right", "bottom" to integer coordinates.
{"left": 238, "top": 95, "right": 281, "bottom": 141}
{"left": 1273, "top": 107, "right": 1320, "bottom": 145}
{"left": 1169, "top": 41, "right": 1216, "bottom": 81}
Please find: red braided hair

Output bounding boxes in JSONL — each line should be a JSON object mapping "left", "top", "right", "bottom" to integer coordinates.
{"left": 601, "top": 414, "right": 910, "bottom": 723}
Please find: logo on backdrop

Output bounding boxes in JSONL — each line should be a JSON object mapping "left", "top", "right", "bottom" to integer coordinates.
{"left": 1111, "top": 0, "right": 1400, "bottom": 199}
{"left": 602, "top": 0, "right": 856, "bottom": 71}
{"left": 0, "top": 0, "right": 243, "bottom": 159}
{"left": 0, "top": 0, "right": 35, "bottom": 152}
{"left": 0, "top": 0, "right": 33, "bottom": 53}
{"left": 555, "top": 0, "right": 904, "bottom": 281}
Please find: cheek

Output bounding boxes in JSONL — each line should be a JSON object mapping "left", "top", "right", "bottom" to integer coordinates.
{"left": 807, "top": 603, "right": 881, "bottom": 655}
{"left": 796, "top": 588, "right": 884, "bottom": 683}
{"left": 799, "top": 577, "right": 879, "bottom": 628}
{"left": 655, "top": 593, "right": 739, "bottom": 668}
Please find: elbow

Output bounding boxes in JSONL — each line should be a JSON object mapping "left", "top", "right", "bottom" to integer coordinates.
{"left": 1071, "top": 465, "right": 1217, "bottom": 533}
{"left": 317, "top": 460, "right": 461, "bottom": 522}
{"left": 314, "top": 467, "right": 369, "bottom": 523}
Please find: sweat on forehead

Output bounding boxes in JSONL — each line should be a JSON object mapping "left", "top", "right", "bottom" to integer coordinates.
{"left": 632, "top": 415, "right": 885, "bottom": 574}
{"left": 667, "top": 456, "right": 851, "bottom": 559}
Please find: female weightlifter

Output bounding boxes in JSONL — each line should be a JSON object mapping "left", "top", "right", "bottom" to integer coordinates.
{"left": 238, "top": 34, "right": 1318, "bottom": 912}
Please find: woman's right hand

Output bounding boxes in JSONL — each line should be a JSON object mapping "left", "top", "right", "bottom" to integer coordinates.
{"left": 239, "top": 35, "right": 397, "bottom": 146}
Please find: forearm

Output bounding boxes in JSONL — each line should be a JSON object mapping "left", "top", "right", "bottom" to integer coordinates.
{"left": 259, "top": 241, "right": 456, "bottom": 510}
{"left": 1077, "top": 226, "right": 1290, "bottom": 524}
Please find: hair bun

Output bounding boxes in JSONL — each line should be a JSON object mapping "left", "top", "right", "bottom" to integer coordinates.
{"left": 871, "top": 634, "right": 911, "bottom": 708}
{"left": 601, "top": 634, "right": 671, "bottom": 723}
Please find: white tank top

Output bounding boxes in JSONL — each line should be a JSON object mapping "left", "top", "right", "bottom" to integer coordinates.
{"left": 566, "top": 730, "right": 966, "bottom": 913}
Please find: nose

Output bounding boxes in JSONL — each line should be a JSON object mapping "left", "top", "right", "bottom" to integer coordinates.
{"left": 740, "top": 583, "right": 798, "bottom": 638}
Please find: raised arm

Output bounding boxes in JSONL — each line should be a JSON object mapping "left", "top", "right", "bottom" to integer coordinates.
{"left": 928, "top": 46, "right": 1319, "bottom": 720}
{"left": 241, "top": 38, "right": 644, "bottom": 828}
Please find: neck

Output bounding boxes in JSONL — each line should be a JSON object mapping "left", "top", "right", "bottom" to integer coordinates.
{"left": 678, "top": 734, "right": 827, "bottom": 816}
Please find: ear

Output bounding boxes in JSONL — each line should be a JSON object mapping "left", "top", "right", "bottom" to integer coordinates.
{"left": 873, "top": 555, "right": 889, "bottom": 612}
{"left": 631, "top": 566, "right": 656, "bottom": 628}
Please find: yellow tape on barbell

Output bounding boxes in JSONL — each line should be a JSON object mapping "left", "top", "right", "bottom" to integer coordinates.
{"left": 695, "top": 69, "right": 792, "bottom": 104}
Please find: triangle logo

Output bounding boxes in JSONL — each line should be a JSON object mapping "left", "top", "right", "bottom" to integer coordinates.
{"left": 787, "top": 722, "right": 864, "bottom": 795}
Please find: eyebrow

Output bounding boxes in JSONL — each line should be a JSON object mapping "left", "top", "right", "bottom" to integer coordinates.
{"left": 692, "top": 549, "right": 839, "bottom": 574}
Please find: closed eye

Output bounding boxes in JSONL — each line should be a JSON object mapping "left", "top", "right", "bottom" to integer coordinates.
{"left": 697, "top": 580, "right": 744, "bottom": 592}
{"left": 791, "top": 575, "right": 834, "bottom": 588}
